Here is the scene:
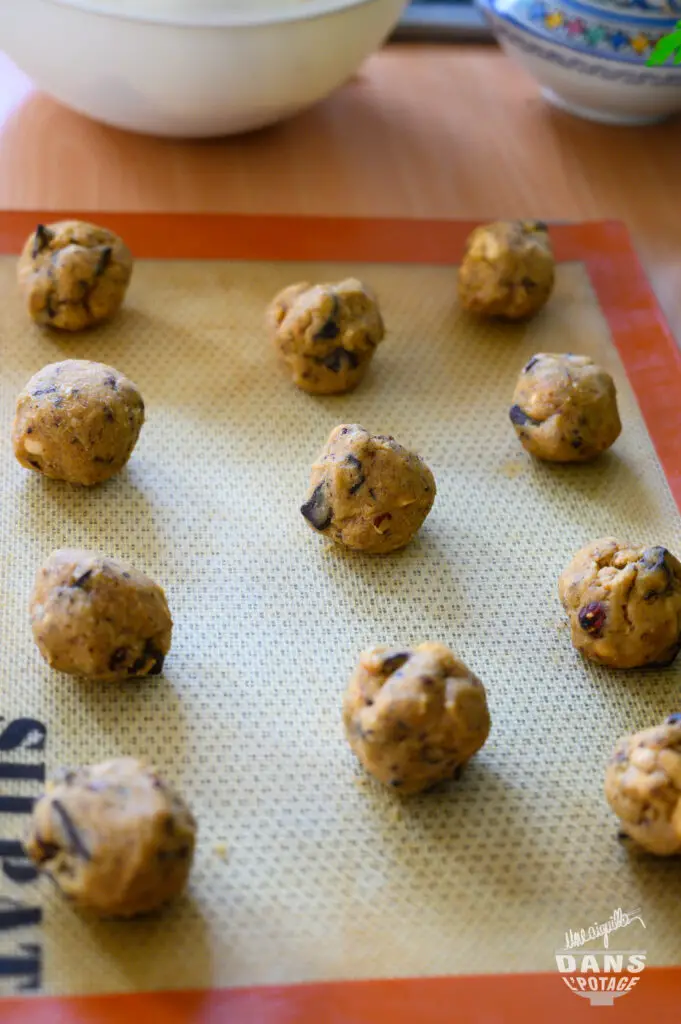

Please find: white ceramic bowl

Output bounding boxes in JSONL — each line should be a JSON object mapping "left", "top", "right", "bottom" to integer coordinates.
{"left": 0, "top": 0, "right": 406, "bottom": 137}
{"left": 478, "top": 0, "right": 681, "bottom": 125}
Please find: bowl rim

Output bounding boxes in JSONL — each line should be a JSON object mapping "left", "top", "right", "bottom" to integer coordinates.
{"left": 41, "top": 0, "right": 397, "bottom": 27}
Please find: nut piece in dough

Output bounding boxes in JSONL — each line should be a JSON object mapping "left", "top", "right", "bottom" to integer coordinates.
{"left": 559, "top": 538, "right": 681, "bottom": 669}
{"left": 26, "top": 757, "right": 196, "bottom": 916}
{"left": 301, "top": 423, "right": 435, "bottom": 554}
{"left": 30, "top": 549, "right": 172, "bottom": 682}
{"left": 605, "top": 715, "right": 681, "bottom": 855}
{"left": 343, "top": 642, "right": 491, "bottom": 795}
{"left": 267, "top": 278, "right": 385, "bottom": 395}
{"left": 18, "top": 220, "right": 133, "bottom": 331}
{"left": 12, "top": 359, "right": 145, "bottom": 486}
{"left": 458, "top": 220, "right": 554, "bottom": 320}
{"left": 510, "top": 353, "right": 621, "bottom": 462}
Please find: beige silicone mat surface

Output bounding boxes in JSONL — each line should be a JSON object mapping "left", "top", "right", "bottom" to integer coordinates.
{"left": 0, "top": 256, "right": 680, "bottom": 998}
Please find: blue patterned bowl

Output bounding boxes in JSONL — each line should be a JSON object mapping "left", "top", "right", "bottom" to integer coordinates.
{"left": 477, "top": 0, "right": 681, "bottom": 123}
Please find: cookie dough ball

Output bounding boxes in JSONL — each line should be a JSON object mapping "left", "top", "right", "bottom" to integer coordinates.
{"left": 605, "top": 715, "right": 681, "bottom": 855}
{"left": 559, "top": 538, "right": 681, "bottom": 669}
{"left": 26, "top": 757, "right": 196, "bottom": 916}
{"left": 12, "top": 359, "right": 145, "bottom": 486}
{"left": 30, "top": 549, "right": 172, "bottom": 682}
{"left": 458, "top": 220, "right": 554, "bottom": 320}
{"left": 301, "top": 423, "right": 435, "bottom": 554}
{"left": 343, "top": 643, "right": 491, "bottom": 795}
{"left": 510, "top": 353, "right": 621, "bottom": 462}
{"left": 18, "top": 220, "right": 132, "bottom": 331}
{"left": 267, "top": 278, "right": 385, "bottom": 395}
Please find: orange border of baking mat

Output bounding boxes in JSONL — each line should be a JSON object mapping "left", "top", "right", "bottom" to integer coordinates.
{"left": 0, "top": 212, "right": 679, "bottom": 1024}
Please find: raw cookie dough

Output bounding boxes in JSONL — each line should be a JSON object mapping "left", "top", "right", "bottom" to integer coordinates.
{"left": 458, "top": 220, "right": 554, "bottom": 320}
{"left": 605, "top": 715, "right": 681, "bottom": 855}
{"left": 12, "top": 359, "right": 145, "bottom": 486}
{"left": 559, "top": 538, "right": 681, "bottom": 668}
{"left": 301, "top": 423, "right": 435, "bottom": 554}
{"left": 510, "top": 353, "right": 621, "bottom": 462}
{"left": 267, "top": 278, "right": 385, "bottom": 395}
{"left": 343, "top": 642, "right": 491, "bottom": 795}
{"left": 26, "top": 757, "right": 196, "bottom": 916}
{"left": 17, "top": 219, "right": 133, "bottom": 331}
{"left": 30, "top": 549, "right": 172, "bottom": 682}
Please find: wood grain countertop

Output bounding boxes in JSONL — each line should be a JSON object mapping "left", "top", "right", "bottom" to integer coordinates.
{"left": 1, "top": 43, "right": 680, "bottom": 336}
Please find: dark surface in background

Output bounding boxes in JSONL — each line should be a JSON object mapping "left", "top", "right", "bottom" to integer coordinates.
{"left": 392, "top": 0, "right": 494, "bottom": 42}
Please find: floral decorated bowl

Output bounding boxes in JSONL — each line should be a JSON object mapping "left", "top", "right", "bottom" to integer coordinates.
{"left": 477, "top": 0, "right": 681, "bottom": 124}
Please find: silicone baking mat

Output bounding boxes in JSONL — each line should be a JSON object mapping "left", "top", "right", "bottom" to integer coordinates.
{"left": 0, "top": 214, "right": 679, "bottom": 1024}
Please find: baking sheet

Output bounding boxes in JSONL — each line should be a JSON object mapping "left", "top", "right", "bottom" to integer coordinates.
{"left": 0, "top": 249, "right": 680, "bottom": 999}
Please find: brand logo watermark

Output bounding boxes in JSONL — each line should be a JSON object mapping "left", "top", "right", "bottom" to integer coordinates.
{"left": 556, "top": 907, "right": 647, "bottom": 1007}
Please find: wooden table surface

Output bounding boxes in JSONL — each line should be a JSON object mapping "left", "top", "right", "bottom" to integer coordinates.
{"left": 1, "top": 43, "right": 680, "bottom": 335}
